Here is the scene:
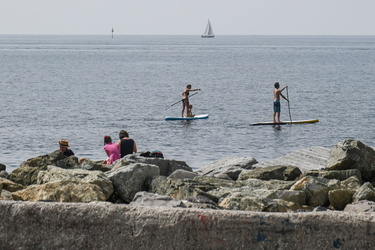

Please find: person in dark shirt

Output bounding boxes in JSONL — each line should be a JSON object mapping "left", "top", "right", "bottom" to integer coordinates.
{"left": 59, "top": 139, "right": 75, "bottom": 157}
{"left": 117, "top": 130, "right": 137, "bottom": 158}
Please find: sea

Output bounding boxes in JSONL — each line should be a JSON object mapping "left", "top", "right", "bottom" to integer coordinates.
{"left": 1, "top": 35, "right": 375, "bottom": 173}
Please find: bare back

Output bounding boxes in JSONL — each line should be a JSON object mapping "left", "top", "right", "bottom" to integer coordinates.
{"left": 274, "top": 88, "right": 281, "bottom": 101}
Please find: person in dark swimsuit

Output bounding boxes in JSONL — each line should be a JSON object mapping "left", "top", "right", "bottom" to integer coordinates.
{"left": 181, "top": 84, "right": 201, "bottom": 117}
{"left": 117, "top": 130, "right": 137, "bottom": 158}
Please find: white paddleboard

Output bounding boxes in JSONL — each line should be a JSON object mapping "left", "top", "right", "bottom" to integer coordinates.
{"left": 165, "top": 114, "right": 209, "bottom": 121}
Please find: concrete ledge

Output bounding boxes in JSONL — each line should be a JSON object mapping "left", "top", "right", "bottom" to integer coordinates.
{"left": 1, "top": 201, "right": 375, "bottom": 249}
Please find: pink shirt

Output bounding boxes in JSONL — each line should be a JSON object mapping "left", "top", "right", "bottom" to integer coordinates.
{"left": 104, "top": 143, "right": 121, "bottom": 165}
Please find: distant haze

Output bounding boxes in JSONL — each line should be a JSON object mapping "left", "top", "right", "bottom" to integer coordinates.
{"left": 1, "top": 0, "right": 375, "bottom": 35}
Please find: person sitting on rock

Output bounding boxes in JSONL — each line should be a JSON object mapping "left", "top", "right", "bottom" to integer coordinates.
{"left": 59, "top": 139, "right": 74, "bottom": 157}
{"left": 103, "top": 135, "right": 121, "bottom": 165}
{"left": 117, "top": 130, "right": 137, "bottom": 158}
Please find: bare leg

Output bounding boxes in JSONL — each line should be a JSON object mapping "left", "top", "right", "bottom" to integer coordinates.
{"left": 273, "top": 112, "right": 277, "bottom": 123}
{"left": 185, "top": 99, "right": 190, "bottom": 117}
{"left": 181, "top": 101, "right": 185, "bottom": 117}
{"left": 277, "top": 112, "right": 281, "bottom": 123}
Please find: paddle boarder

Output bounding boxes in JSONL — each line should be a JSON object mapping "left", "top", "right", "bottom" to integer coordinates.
{"left": 273, "top": 82, "right": 289, "bottom": 123}
{"left": 182, "top": 84, "right": 201, "bottom": 117}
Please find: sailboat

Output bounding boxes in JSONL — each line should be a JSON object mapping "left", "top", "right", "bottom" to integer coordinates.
{"left": 201, "top": 19, "right": 214, "bottom": 38}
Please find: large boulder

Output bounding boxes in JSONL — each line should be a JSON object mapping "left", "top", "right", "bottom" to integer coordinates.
{"left": 106, "top": 162, "right": 160, "bottom": 203}
{"left": 290, "top": 176, "right": 340, "bottom": 207}
{"left": 352, "top": 182, "right": 375, "bottom": 203}
{"left": 328, "top": 189, "right": 355, "bottom": 210}
{"left": 239, "top": 165, "right": 302, "bottom": 181}
{"left": 150, "top": 175, "right": 242, "bottom": 205}
{"left": 218, "top": 187, "right": 306, "bottom": 209}
{"left": 9, "top": 150, "right": 79, "bottom": 186}
{"left": 11, "top": 180, "right": 108, "bottom": 202}
{"left": 196, "top": 156, "right": 258, "bottom": 181}
{"left": 122, "top": 154, "right": 192, "bottom": 176}
{"left": 326, "top": 139, "right": 375, "bottom": 182}
{"left": 78, "top": 159, "right": 111, "bottom": 172}
{"left": 340, "top": 176, "right": 362, "bottom": 191}
{"left": 254, "top": 146, "right": 330, "bottom": 173}
{"left": 0, "top": 163, "right": 5, "bottom": 171}
{"left": 37, "top": 165, "right": 114, "bottom": 199}
{"left": 305, "top": 169, "right": 362, "bottom": 182}
{"left": 0, "top": 177, "right": 24, "bottom": 192}
{"left": 168, "top": 169, "right": 198, "bottom": 180}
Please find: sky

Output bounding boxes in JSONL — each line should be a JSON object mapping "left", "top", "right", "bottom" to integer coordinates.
{"left": 1, "top": 0, "right": 375, "bottom": 36}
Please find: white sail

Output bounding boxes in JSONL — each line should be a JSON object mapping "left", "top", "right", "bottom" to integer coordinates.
{"left": 201, "top": 19, "right": 214, "bottom": 38}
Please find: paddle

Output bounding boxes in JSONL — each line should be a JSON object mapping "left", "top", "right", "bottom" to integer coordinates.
{"left": 286, "top": 87, "right": 292, "bottom": 124}
{"left": 165, "top": 92, "right": 199, "bottom": 111}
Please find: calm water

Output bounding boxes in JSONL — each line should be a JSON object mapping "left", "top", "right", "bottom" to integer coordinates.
{"left": 1, "top": 35, "right": 375, "bottom": 172}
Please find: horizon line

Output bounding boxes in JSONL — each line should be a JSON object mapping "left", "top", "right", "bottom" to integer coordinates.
{"left": 1, "top": 34, "right": 375, "bottom": 36}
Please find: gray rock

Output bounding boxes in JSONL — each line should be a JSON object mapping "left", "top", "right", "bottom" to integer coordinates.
{"left": 12, "top": 180, "right": 108, "bottom": 202}
{"left": 0, "top": 170, "right": 9, "bottom": 179}
{"left": 352, "top": 182, "right": 375, "bottom": 203}
{"left": 254, "top": 146, "right": 330, "bottom": 172}
{"left": 196, "top": 156, "right": 258, "bottom": 181}
{"left": 168, "top": 169, "right": 198, "bottom": 180}
{"left": 0, "top": 189, "right": 12, "bottom": 200}
{"left": 291, "top": 176, "right": 340, "bottom": 207}
{"left": 239, "top": 178, "right": 296, "bottom": 190}
{"left": 78, "top": 159, "right": 111, "bottom": 172}
{"left": 305, "top": 169, "right": 362, "bottom": 181}
{"left": 326, "top": 139, "right": 375, "bottom": 182}
{"left": 340, "top": 176, "right": 362, "bottom": 191}
{"left": 239, "top": 165, "right": 302, "bottom": 181}
{"left": 123, "top": 154, "right": 192, "bottom": 176}
{"left": 37, "top": 165, "right": 114, "bottom": 199}
{"left": 130, "top": 191, "right": 185, "bottom": 208}
{"left": 219, "top": 187, "right": 306, "bottom": 206}
{"left": 9, "top": 150, "right": 79, "bottom": 186}
{"left": 106, "top": 162, "right": 160, "bottom": 203}
{"left": 0, "top": 177, "right": 24, "bottom": 192}
{"left": 344, "top": 200, "right": 375, "bottom": 212}
{"left": 218, "top": 196, "right": 299, "bottom": 212}
{"left": 150, "top": 175, "right": 242, "bottom": 204}
{"left": 328, "top": 189, "right": 355, "bottom": 210}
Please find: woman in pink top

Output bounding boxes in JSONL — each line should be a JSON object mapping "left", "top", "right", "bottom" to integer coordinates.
{"left": 103, "top": 136, "right": 121, "bottom": 165}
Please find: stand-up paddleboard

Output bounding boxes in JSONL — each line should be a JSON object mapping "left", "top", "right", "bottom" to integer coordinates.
{"left": 165, "top": 114, "right": 209, "bottom": 121}
{"left": 251, "top": 119, "right": 319, "bottom": 126}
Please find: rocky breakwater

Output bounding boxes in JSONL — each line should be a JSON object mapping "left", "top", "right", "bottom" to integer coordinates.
{"left": 1, "top": 139, "right": 375, "bottom": 248}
